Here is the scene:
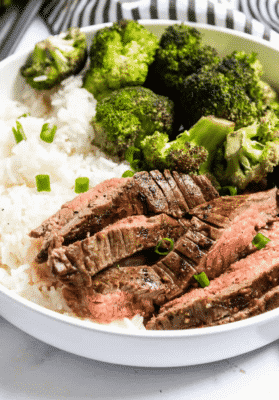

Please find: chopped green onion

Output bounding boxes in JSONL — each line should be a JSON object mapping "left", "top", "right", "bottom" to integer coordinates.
{"left": 122, "top": 170, "right": 134, "bottom": 178}
{"left": 125, "top": 146, "right": 140, "bottom": 164}
{"left": 252, "top": 232, "right": 271, "bottom": 250}
{"left": 40, "top": 123, "right": 57, "bottom": 143}
{"left": 19, "top": 112, "right": 31, "bottom": 118}
{"left": 154, "top": 238, "right": 174, "bottom": 255}
{"left": 125, "top": 146, "right": 142, "bottom": 170}
{"left": 219, "top": 186, "right": 237, "bottom": 196}
{"left": 12, "top": 121, "right": 26, "bottom": 144}
{"left": 193, "top": 272, "right": 210, "bottom": 288}
{"left": 75, "top": 177, "right": 89, "bottom": 193}
{"left": 35, "top": 174, "right": 51, "bottom": 192}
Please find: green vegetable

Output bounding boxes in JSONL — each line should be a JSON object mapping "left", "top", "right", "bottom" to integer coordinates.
{"left": 35, "top": 175, "right": 51, "bottom": 192}
{"left": 145, "top": 23, "right": 219, "bottom": 101}
{"left": 252, "top": 232, "right": 271, "bottom": 250}
{"left": 92, "top": 86, "right": 175, "bottom": 160}
{"left": 122, "top": 170, "right": 134, "bottom": 178}
{"left": 179, "top": 51, "right": 268, "bottom": 130}
{"left": 12, "top": 121, "right": 26, "bottom": 144}
{"left": 40, "top": 123, "right": 57, "bottom": 143}
{"left": 0, "top": 0, "right": 13, "bottom": 7}
{"left": 137, "top": 116, "right": 235, "bottom": 174}
{"left": 75, "top": 177, "right": 89, "bottom": 193}
{"left": 193, "top": 272, "right": 210, "bottom": 288}
{"left": 18, "top": 113, "right": 31, "bottom": 118}
{"left": 154, "top": 238, "right": 174, "bottom": 255}
{"left": 219, "top": 186, "right": 238, "bottom": 196}
{"left": 20, "top": 27, "right": 88, "bottom": 90}
{"left": 83, "top": 19, "right": 159, "bottom": 100}
{"left": 213, "top": 114, "right": 279, "bottom": 191}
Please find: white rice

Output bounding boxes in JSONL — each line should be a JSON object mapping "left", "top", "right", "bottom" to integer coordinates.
{"left": 0, "top": 76, "right": 145, "bottom": 331}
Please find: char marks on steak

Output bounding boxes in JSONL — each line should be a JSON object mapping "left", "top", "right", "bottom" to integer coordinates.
{"left": 146, "top": 209, "right": 279, "bottom": 330}
{"left": 30, "top": 171, "right": 218, "bottom": 263}
{"left": 48, "top": 213, "right": 186, "bottom": 287}
{"left": 142, "top": 188, "right": 279, "bottom": 294}
{"left": 30, "top": 169, "right": 279, "bottom": 329}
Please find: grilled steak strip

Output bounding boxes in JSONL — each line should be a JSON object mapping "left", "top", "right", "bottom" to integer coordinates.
{"left": 146, "top": 188, "right": 279, "bottom": 293}
{"left": 48, "top": 213, "right": 186, "bottom": 287}
{"left": 31, "top": 171, "right": 217, "bottom": 263}
{"left": 149, "top": 170, "right": 185, "bottom": 218}
{"left": 190, "top": 174, "right": 219, "bottom": 202}
{"left": 146, "top": 220, "right": 279, "bottom": 330}
{"left": 207, "top": 285, "right": 279, "bottom": 327}
{"left": 63, "top": 263, "right": 184, "bottom": 323}
{"left": 190, "top": 188, "right": 279, "bottom": 278}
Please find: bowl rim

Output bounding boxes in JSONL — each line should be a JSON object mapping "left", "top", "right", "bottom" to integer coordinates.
{"left": 1, "top": 278, "right": 279, "bottom": 338}
{"left": 1, "top": 19, "right": 279, "bottom": 339}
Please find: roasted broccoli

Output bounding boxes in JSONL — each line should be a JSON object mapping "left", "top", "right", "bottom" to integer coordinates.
{"left": 145, "top": 23, "right": 220, "bottom": 100}
{"left": 179, "top": 51, "right": 272, "bottom": 130}
{"left": 213, "top": 112, "right": 279, "bottom": 191}
{"left": 91, "top": 86, "right": 175, "bottom": 159}
{"left": 0, "top": 0, "right": 12, "bottom": 7}
{"left": 132, "top": 116, "right": 235, "bottom": 174}
{"left": 83, "top": 20, "right": 159, "bottom": 100}
{"left": 20, "top": 27, "right": 88, "bottom": 90}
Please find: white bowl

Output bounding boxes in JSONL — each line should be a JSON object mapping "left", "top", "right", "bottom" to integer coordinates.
{"left": 1, "top": 20, "right": 279, "bottom": 368}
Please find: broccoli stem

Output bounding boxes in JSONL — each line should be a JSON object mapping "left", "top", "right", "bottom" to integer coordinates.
{"left": 182, "top": 116, "right": 235, "bottom": 174}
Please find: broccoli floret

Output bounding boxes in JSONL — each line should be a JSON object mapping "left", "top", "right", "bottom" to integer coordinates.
{"left": 20, "top": 27, "right": 87, "bottom": 90}
{"left": 145, "top": 23, "right": 219, "bottom": 100}
{"left": 91, "top": 86, "right": 175, "bottom": 159}
{"left": 137, "top": 116, "right": 235, "bottom": 174}
{"left": 179, "top": 51, "right": 270, "bottom": 130}
{"left": 83, "top": 20, "right": 159, "bottom": 100}
{"left": 213, "top": 117, "right": 279, "bottom": 191}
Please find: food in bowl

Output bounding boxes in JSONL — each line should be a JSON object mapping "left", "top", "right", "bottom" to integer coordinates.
{"left": 1, "top": 20, "right": 279, "bottom": 331}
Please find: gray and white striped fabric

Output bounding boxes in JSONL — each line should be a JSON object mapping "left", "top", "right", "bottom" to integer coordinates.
{"left": 40, "top": 0, "right": 279, "bottom": 43}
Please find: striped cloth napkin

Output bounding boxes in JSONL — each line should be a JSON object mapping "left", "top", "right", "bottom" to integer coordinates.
{"left": 40, "top": 0, "right": 279, "bottom": 42}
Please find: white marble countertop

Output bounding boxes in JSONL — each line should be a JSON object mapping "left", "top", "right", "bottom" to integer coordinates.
{"left": 1, "top": 17, "right": 279, "bottom": 400}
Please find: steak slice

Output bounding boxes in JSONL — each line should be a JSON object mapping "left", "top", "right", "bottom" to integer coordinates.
{"left": 63, "top": 264, "right": 183, "bottom": 323}
{"left": 190, "top": 188, "right": 279, "bottom": 278}
{"left": 31, "top": 171, "right": 217, "bottom": 263}
{"left": 47, "top": 213, "right": 186, "bottom": 287}
{"left": 206, "top": 285, "right": 279, "bottom": 327}
{"left": 146, "top": 220, "right": 279, "bottom": 330}
{"left": 190, "top": 174, "right": 219, "bottom": 202}
{"left": 147, "top": 188, "right": 279, "bottom": 293}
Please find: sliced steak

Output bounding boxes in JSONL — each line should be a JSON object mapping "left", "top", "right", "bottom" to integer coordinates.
{"left": 172, "top": 172, "right": 206, "bottom": 209}
{"left": 31, "top": 177, "right": 140, "bottom": 263}
{"left": 190, "top": 188, "right": 279, "bottom": 279}
{"left": 147, "top": 188, "right": 279, "bottom": 293}
{"left": 63, "top": 264, "right": 183, "bottom": 323}
{"left": 48, "top": 213, "right": 186, "bottom": 287}
{"left": 146, "top": 220, "right": 279, "bottom": 330}
{"left": 149, "top": 170, "right": 186, "bottom": 218}
{"left": 190, "top": 174, "right": 219, "bottom": 202}
{"left": 207, "top": 285, "right": 279, "bottom": 327}
{"left": 31, "top": 171, "right": 217, "bottom": 263}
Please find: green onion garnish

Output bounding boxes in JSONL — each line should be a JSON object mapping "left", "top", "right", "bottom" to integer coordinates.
{"left": 125, "top": 146, "right": 140, "bottom": 164}
{"left": 252, "top": 232, "right": 271, "bottom": 250}
{"left": 219, "top": 186, "right": 237, "bottom": 196}
{"left": 193, "top": 272, "right": 210, "bottom": 288}
{"left": 122, "top": 170, "right": 134, "bottom": 178}
{"left": 75, "top": 177, "right": 89, "bottom": 193}
{"left": 154, "top": 238, "right": 174, "bottom": 255}
{"left": 12, "top": 121, "right": 26, "bottom": 144}
{"left": 35, "top": 174, "right": 51, "bottom": 192}
{"left": 19, "top": 112, "right": 31, "bottom": 118}
{"left": 40, "top": 123, "right": 57, "bottom": 143}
